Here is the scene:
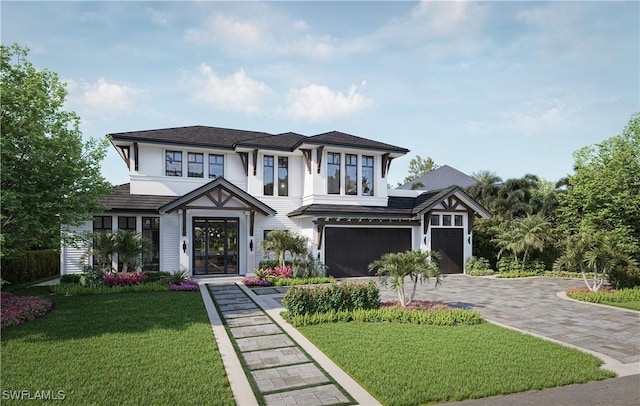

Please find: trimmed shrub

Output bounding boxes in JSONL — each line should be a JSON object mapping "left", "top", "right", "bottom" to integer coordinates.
{"left": 497, "top": 257, "right": 546, "bottom": 274}
{"left": 1, "top": 249, "right": 60, "bottom": 284}
{"left": 465, "top": 256, "right": 493, "bottom": 275}
{"left": 51, "top": 280, "right": 169, "bottom": 296}
{"left": 60, "top": 274, "right": 81, "bottom": 284}
{"left": 608, "top": 266, "right": 640, "bottom": 289}
{"left": 271, "top": 277, "right": 334, "bottom": 286}
{"left": 282, "top": 307, "right": 484, "bottom": 327}
{"left": 144, "top": 271, "right": 171, "bottom": 282}
{"left": 282, "top": 282, "right": 379, "bottom": 317}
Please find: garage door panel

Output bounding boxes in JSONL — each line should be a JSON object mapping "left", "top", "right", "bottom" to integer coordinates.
{"left": 325, "top": 227, "right": 411, "bottom": 278}
{"left": 431, "top": 228, "right": 463, "bottom": 274}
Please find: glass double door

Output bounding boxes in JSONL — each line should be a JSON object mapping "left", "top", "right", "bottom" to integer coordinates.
{"left": 193, "top": 218, "right": 238, "bottom": 275}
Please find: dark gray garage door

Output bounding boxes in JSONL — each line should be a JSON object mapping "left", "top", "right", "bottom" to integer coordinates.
{"left": 431, "top": 228, "right": 464, "bottom": 274}
{"left": 325, "top": 227, "right": 412, "bottom": 277}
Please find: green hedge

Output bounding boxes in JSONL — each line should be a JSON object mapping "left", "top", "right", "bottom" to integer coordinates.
{"left": 1, "top": 249, "right": 60, "bottom": 284}
{"left": 282, "top": 282, "right": 379, "bottom": 317}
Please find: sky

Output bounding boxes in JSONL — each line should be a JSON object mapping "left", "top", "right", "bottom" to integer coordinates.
{"left": 2, "top": 1, "right": 639, "bottom": 188}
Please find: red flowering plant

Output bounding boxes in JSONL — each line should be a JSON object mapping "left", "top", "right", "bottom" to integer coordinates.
{"left": 1, "top": 292, "right": 53, "bottom": 329}
{"left": 266, "top": 265, "right": 293, "bottom": 279}
{"left": 102, "top": 272, "right": 146, "bottom": 287}
{"left": 242, "top": 277, "right": 272, "bottom": 287}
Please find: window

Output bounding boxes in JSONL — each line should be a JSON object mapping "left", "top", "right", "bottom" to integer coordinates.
{"left": 118, "top": 216, "right": 136, "bottom": 231}
{"left": 94, "top": 216, "right": 112, "bottom": 232}
{"left": 454, "top": 215, "right": 463, "bottom": 227}
{"left": 166, "top": 151, "right": 182, "bottom": 176}
{"left": 327, "top": 152, "right": 341, "bottom": 194}
{"left": 443, "top": 215, "right": 452, "bottom": 226}
{"left": 362, "top": 155, "right": 374, "bottom": 196}
{"left": 209, "top": 154, "right": 224, "bottom": 179}
{"left": 345, "top": 154, "right": 357, "bottom": 195}
{"left": 430, "top": 215, "right": 440, "bottom": 226}
{"left": 188, "top": 153, "right": 204, "bottom": 178}
{"left": 142, "top": 217, "right": 160, "bottom": 272}
{"left": 278, "top": 157, "right": 288, "bottom": 196}
{"left": 264, "top": 155, "right": 274, "bottom": 195}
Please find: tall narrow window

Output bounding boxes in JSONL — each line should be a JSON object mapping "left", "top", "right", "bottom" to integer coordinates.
{"left": 345, "top": 154, "right": 357, "bottom": 195}
{"left": 264, "top": 155, "right": 274, "bottom": 195}
{"left": 278, "top": 157, "right": 288, "bottom": 196}
{"left": 166, "top": 151, "right": 182, "bottom": 176}
{"left": 93, "top": 216, "right": 112, "bottom": 267}
{"left": 142, "top": 217, "right": 160, "bottom": 272}
{"left": 188, "top": 152, "right": 203, "bottom": 178}
{"left": 209, "top": 154, "right": 224, "bottom": 179}
{"left": 327, "top": 152, "right": 340, "bottom": 194}
{"left": 362, "top": 155, "right": 374, "bottom": 196}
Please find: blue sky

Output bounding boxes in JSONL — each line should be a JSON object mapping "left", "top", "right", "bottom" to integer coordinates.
{"left": 3, "top": 1, "right": 638, "bottom": 187}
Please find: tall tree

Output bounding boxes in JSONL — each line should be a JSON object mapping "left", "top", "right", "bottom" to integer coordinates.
{"left": 1, "top": 44, "right": 112, "bottom": 258}
{"left": 493, "top": 214, "right": 554, "bottom": 265}
{"left": 467, "top": 170, "right": 502, "bottom": 208}
{"left": 401, "top": 155, "right": 439, "bottom": 184}
{"left": 557, "top": 113, "right": 640, "bottom": 259}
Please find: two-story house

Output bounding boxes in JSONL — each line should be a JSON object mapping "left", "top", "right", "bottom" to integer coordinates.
{"left": 60, "top": 126, "right": 491, "bottom": 277}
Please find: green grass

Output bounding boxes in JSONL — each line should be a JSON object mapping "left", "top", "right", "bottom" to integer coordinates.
{"left": 50, "top": 280, "right": 170, "bottom": 295}
{"left": 567, "top": 287, "right": 640, "bottom": 311}
{"left": 1, "top": 287, "right": 234, "bottom": 405}
{"left": 602, "top": 300, "right": 640, "bottom": 311}
{"left": 299, "top": 322, "right": 614, "bottom": 406}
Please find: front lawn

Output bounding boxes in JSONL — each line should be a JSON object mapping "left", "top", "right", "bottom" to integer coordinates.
{"left": 299, "top": 322, "right": 614, "bottom": 406}
{"left": 1, "top": 287, "right": 234, "bottom": 405}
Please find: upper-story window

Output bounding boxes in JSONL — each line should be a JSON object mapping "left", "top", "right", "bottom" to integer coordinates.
{"left": 278, "top": 157, "right": 288, "bottom": 196}
{"left": 188, "top": 152, "right": 204, "bottom": 178}
{"left": 345, "top": 154, "right": 357, "bottom": 195}
{"left": 362, "top": 155, "right": 374, "bottom": 196}
{"left": 327, "top": 152, "right": 341, "bottom": 194}
{"left": 166, "top": 151, "right": 182, "bottom": 177}
{"left": 264, "top": 155, "right": 274, "bottom": 195}
{"left": 209, "top": 154, "right": 224, "bottom": 179}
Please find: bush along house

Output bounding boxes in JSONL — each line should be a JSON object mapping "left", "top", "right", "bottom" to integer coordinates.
{"left": 60, "top": 126, "right": 491, "bottom": 278}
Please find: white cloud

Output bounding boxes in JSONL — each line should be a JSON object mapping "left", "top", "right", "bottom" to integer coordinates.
{"left": 505, "top": 97, "right": 580, "bottom": 134}
{"left": 79, "top": 78, "right": 143, "bottom": 114}
{"left": 146, "top": 8, "right": 168, "bottom": 26}
{"left": 286, "top": 83, "right": 373, "bottom": 122}
{"left": 193, "top": 64, "right": 273, "bottom": 114}
{"left": 184, "top": 15, "right": 263, "bottom": 48}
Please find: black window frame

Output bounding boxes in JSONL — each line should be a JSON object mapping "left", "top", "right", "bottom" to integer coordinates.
{"left": 208, "top": 154, "right": 224, "bottom": 179}
{"left": 278, "top": 156, "right": 288, "bottom": 197}
{"left": 263, "top": 155, "right": 274, "bottom": 196}
{"left": 327, "top": 152, "right": 341, "bottom": 194}
{"left": 454, "top": 214, "right": 463, "bottom": 227}
{"left": 345, "top": 154, "right": 357, "bottom": 195}
{"left": 362, "top": 155, "right": 374, "bottom": 196}
{"left": 142, "top": 217, "right": 160, "bottom": 272}
{"left": 166, "top": 150, "right": 182, "bottom": 177}
{"left": 188, "top": 152, "right": 204, "bottom": 178}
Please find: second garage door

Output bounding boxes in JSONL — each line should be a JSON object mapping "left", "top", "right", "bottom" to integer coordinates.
{"left": 325, "top": 227, "right": 412, "bottom": 278}
{"left": 431, "top": 228, "right": 464, "bottom": 274}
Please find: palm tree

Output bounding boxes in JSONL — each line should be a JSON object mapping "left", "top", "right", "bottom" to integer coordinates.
{"left": 493, "top": 214, "right": 553, "bottom": 265}
{"left": 115, "top": 230, "right": 145, "bottom": 273}
{"left": 260, "top": 230, "right": 308, "bottom": 267}
{"left": 368, "top": 250, "right": 441, "bottom": 307}
{"left": 554, "top": 231, "right": 638, "bottom": 292}
{"left": 88, "top": 232, "right": 117, "bottom": 271}
{"left": 468, "top": 170, "right": 502, "bottom": 209}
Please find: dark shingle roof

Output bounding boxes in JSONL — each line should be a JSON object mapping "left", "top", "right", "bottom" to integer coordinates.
{"left": 234, "top": 132, "right": 307, "bottom": 151}
{"left": 102, "top": 184, "right": 175, "bottom": 213}
{"left": 109, "top": 126, "right": 270, "bottom": 150}
{"left": 304, "top": 131, "right": 409, "bottom": 154}
{"left": 397, "top": 165, "right": 477, "bottom": 190}
{"left": 287, "top": 203, "right": 413, "bottom": 218}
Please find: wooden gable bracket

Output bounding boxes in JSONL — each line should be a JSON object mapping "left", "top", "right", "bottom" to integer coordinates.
{"left": 237, "top": 152, "right": 249, "bottom": 176}
{"left": 133, "top": 142, "right": 139, "bottom": 171}
{"left": 117, "top": 145, "right": 131, "bottom": 169}
{"left": 316, "top": 222, "right": 325, "bottom": 250}
{"left": 249, "top": 211, "right": 255, "bottom": 237}
{"left": 381, "top": 153, "right": 394, "bottom": 178}
{"left": 300, "top": 149, "right": 312, "bottom": 174}
{"left": 316, "top": 146, "right": 324, "bottom": 174}
{"left": 423, "top": 212, "right": 431, "bottom": 234}
{"left": 252, "top": 149, "right": 258, "bottom": 176}
{"left": 205, "top": 187, "right": 234, "bottom": 208}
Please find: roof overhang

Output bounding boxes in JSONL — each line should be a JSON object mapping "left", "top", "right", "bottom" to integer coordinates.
{"left": 412, "top": 186, "right": 492, "bottom": 219}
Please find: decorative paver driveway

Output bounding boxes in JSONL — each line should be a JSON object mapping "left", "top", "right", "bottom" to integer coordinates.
{"left": 375, "top": 275, "right": 640, "bottom": 371}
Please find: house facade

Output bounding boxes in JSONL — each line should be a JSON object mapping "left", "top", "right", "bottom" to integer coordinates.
{"left": 60, "top": 126, "right": 491, "bottom": 277}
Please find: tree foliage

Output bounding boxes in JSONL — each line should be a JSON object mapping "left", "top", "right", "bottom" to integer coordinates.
{"left": 402, "top": 155, "right": 439, "bottom": 184}
{"left": 1, "top": 44, "right": 112, "bottom": 258}
{"left": 493, "top": 214, "right": 554, "bottom": 265}
{"left": 557, "top": 113, "right": 640, "bottom": 259}
{"left": 260, "top": 230, "right": 308, "bottom": 267}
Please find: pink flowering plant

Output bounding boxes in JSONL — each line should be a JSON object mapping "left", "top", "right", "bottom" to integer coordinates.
{"left": 266, "top": 265, "right": 293, "bottom": 279}
{"left": 1, "top": 292, "right": 53, "bottom": 329}
{"left": 102, "top": 272, "right": 146, "bottom": 287}
{"left": 170, "top": 280, "right": 199, "bottom": 291}
{"left": 242, "top": 276, "right": 272, "bottom": 286}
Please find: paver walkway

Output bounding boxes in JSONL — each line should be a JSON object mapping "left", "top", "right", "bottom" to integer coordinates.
{"left": 205, "top": 283, "right": 355, "bottom": 406}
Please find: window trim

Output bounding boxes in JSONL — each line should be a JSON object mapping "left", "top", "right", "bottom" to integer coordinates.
{"left": 187, "top": 152, "right": 204, "bottom": 178}
{"left": 362, "top": 155, "right": 374, "bottom": 196}
{"left": 263, "top": 155, "right": 274, "bottom": 196}
{"left": 278, "top": 156, "right": 288, "bottom": 197}
{"left": 166, "top": 150, "right": 183, "bottom": 177}
{"left": 345, "top": 154, "right": 358, "bottom": 196}
{"left": 327, "top": 152, "right": 341, "bottom": 195}
{"left": 208, "top": 154, "right": 224, "bottom": 179}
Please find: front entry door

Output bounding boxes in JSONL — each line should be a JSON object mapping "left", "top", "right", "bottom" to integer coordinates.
{"left": 193, "top": 218, "right": 239, "bottom": 275}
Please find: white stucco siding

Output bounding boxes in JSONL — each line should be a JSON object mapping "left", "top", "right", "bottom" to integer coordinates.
{"left": 160, "top": 212, "right": 180, "bottom": 272}
{"left": 60, "top": 220, "right": 92, "bottom": 275}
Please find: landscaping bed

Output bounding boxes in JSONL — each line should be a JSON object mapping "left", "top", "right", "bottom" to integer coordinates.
{"left": 566, "top": 286, "right": 640, "bottom": 311}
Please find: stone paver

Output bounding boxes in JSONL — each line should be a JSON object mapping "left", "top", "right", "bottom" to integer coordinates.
{"left": 252, "top": 363, "right": 329, "bottom": 392}
{"left": 225, "top": 315, "right": 272, "bottom": 327}
{"left": 262, "top": 384, "right": 350, "bottom": 406}
{"left": 236, "top": 333, "right": 294, "bottom": 352}
{"left": 221, "top": 308, "right": 265, "bottom": 319}
{"left": 230, "top": 323, "right": 283, "bottom": 338}
{"left": 242, "top": 346, "right": 309, "bottom": 369}
{"left": 218, "top": 301, "right": 259, "bottom": 311}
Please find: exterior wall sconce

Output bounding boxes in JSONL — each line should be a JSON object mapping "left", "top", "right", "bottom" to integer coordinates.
{"left": 249, "top": 240, "right": 253, "bottom": 252}
{"left": 182, "top": 240, "right": 187, "bottom": 253}
{"left": 424, "top": 236, "right": 427, "bottom": 245}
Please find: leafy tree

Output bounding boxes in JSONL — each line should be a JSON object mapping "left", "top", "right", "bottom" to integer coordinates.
{"left": 554, "top": 231, "right": 638, "bottom": 292}
{"left": 260, "top": 230, "right": 308, "bottom": 267}
{"left": 467, "top": 170, "right": 502, "bottom": 208}
{"left": 1, "top": 44, "right": 112, "bottom": 259}
{"left": 493, "top": 214, "right": 553, "bottom": 265}
{"left": 368, "top": 250, "right": 441, "bottom": 307}
{"left": 401, "top": 155, "right": 439, "bottom": 184}
{"left": 114, "top": 230, "right": 146, "bottom": 273}
{"left": 557, "top": 113, "right": 640, "bottom": 260}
